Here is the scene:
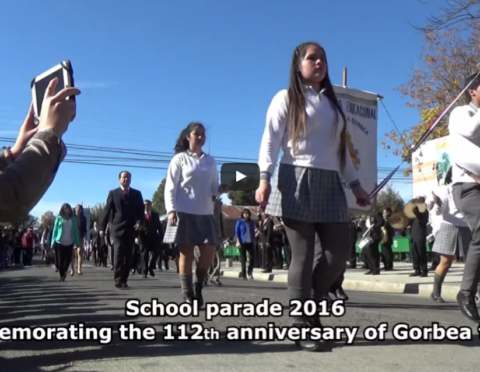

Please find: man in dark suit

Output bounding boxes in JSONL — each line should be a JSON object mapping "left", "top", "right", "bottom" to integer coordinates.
{"left": 139, "top": 200, "right": 162, "bottom": 278}
{"left": 364, "top": 211, "right": 384, "bottom": 275}
{"left": 100, "top": 171, "right": 145, "bottom": 288}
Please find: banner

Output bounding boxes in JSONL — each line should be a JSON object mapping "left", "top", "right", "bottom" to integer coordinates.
{"left": 334, "top": 85, "right": 378, "bottom": 214}
{"left": 411, "top": 136, "right": 450, "bottom": 198}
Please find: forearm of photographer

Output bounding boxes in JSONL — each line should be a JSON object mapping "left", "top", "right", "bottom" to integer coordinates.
{"left": 0, "top": 131, "right": 65, "bottom": 222}
{"left": 0, "top": 78, "right": 80, "bottom": 222}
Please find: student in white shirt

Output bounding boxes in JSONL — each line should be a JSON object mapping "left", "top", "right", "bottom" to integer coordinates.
{"left": 164, "top": 122, "right": 226, "bottom": 306}
{"left": 255, "top": 41, "right": 370, "bottom": 351}
{"left": 428, "top": 168, "right": 471, "bottom": 303}
{"left": 448, "top": 73, "right": 480, "bottom": 321}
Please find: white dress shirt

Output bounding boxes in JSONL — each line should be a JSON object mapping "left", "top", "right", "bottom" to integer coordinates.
{"left": 448, "top": 103, "right": 480, "bottom": 184}
{"left": 60, "top": 218, "right": 74, "bottom": 246}
{"left": 258, "top": 87, "right": 359, "bottom": 185}
{"left": 164, "top": 150, "right": 220, "bottom": 215}
{"left": 428, "top": 185, "right": 467, "bottom": 228}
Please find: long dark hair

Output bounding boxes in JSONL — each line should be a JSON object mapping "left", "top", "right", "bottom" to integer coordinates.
{"left": 174, "top": 122, "right": 205, "bottom": 154}
{"left": 75, "top": 204, "right": 84, "bottom": 216}
{"left": 287, "top": 42, "right": 348, "bottom": 170}
{"left": 59, "top": 203, "right": 73, "bottom": 219}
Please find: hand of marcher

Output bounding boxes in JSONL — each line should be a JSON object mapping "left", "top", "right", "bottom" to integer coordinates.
{"left": 432, "top": 192, "right": 442, "bottom": 206}
{"left": 168, "top": 211, "right": 177, "bottom": 226}
{"left": 38, "top": 78, "right": 81, "bottom": 137}
{"left": 255, "top": 180, "right": 271, "bottom": 209}
{"left": 351, "top": 185, "right": 371, "bottom": 207}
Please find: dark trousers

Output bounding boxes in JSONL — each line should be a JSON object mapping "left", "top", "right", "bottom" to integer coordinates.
{"left": 98, "top": 244, "right": 108, "bottom": 267}
{"left": 364, "top": 240, "right": 380, "bottom": 271}
{"left": 113, "top": 235, "right": 134, "bottom": 284}
{"left": 349, "top": 240, "right": 357, "bottom": 268}
{"left": 330, "top": 268, "right": 345, "bottom": 292}
{"left": 56, "top": 243, "right": 73, "bottom": 277}
{"left": 22, "top": 249, "right": 33, "bottom": 266}
{"left": 157, "top": 243, "right": 170, "bottom": 269}
{"left": 263, "top": 242, "right": 274, "bottom": 270}
{"left": 283, "top": 218, "right": 351, "bottom": 302}
{"left": 453, "top": 183, "right": 480, "bottom": 298}
{"left": 284, "top": 243, "right": 292, "bottom": 269}
{"left": 240, "top": 242, "right": 254, "bottom": 276}
{"left": 13, "top": 246, "right": 21, "bottom": 264}
{"left": 411, "top": 238, "right": 428, "bottom": 272}
{"left": 381, "top": 241, "right": 394, "bottom": 269}
{"left": 131, "top": 244, "right": 140, "bottom": 272}
{"left": 140, "top": 241, "right": 157, "bottom": 274}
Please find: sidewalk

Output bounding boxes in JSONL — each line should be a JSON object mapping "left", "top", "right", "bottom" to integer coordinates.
{"left": 220, "top": 261, "right": 466, "bottom": 300}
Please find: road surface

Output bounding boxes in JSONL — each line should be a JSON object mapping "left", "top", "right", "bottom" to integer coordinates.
{"left": 0, "top": 261, "right": 478, "bottom": 372}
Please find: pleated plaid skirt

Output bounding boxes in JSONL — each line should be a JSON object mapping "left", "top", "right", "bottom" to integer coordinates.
{"left": 163, "top": 212, "right": 217, "bottom": 246}
{"left": 265, "top": 164, "right": 350, "bottom": 223}
{"left": 432, "top": 222, "right": 471, "bottom": 256}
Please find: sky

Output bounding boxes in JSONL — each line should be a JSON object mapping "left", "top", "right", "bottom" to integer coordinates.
{"left": 0, "top": 0, "right": 445, "bottom": 218}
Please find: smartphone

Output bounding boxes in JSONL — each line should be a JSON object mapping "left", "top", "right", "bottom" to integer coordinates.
{"left": 31, "top": 60, "right": 75, "bottom": 122}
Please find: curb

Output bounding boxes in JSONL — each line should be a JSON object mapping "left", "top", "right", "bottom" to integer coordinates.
{"left": 220, "top": 270, "right": 462, "bottom": 301}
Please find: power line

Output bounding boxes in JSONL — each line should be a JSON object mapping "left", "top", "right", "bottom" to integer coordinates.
{"left": 0, "top": 136, "right": 413, "bottom": 180}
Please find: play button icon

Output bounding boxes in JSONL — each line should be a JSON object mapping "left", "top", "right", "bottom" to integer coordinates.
{"left": 221, "top": 163, "right": 260, "bottom": 192}
{"left": 236, "top": 171, "right": 247, "bottom": 182}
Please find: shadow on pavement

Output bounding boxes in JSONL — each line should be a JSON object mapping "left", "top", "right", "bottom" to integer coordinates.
{"left": 1, "top": 269, "right": 480, "bottom": 372}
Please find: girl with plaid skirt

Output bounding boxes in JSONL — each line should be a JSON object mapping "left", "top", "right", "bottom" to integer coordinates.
{"left": 164, "top": 122, "right": 226, "bottom": 306}
{"left": 256, "top": 42, "right": 370, "bottom": 351}
{"left": 429, "top": 168, "right": 471, "bottom": 303}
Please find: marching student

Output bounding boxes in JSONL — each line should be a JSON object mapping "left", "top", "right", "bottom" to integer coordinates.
{"left": 164, "top": 122, "right": 227, "bottom": 306}
{"left": 449, "top": 73, "right": 480, "bottom": 321}
{"left": 71, "top": 204, "right": 87, "bottom": 276}
{"left": 429, "top": 168, "right": 471, "bottom": 303}
{"left": 256, "top": 41, "right": 370, "bottom": 351}
{"left": 51, "top": 203, "right": 80, "bottom": 281}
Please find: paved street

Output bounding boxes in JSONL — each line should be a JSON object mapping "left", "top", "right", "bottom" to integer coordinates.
{"left": 1, "top": 260, "right": 479, "bottom": 372}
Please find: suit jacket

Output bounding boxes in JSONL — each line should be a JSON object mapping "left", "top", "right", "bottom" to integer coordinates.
{"left": 139, "top": 210, "right": 162, "bottom": 245}
{"left": 411, "top": 208, "right": 429, "bottom": 240}
{"left": 370, "top": 212, "right": 385, "bottom": 241}
{"left": 100, "top": 187, "right": 144, "bottom": 239}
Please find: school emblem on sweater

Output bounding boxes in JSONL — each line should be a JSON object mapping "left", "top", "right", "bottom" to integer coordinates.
{"left": 346, "top": 132, "right": 360, "bottom": 170}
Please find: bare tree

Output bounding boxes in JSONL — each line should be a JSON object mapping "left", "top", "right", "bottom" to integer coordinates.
{"left": 415, "top": 0, "right": 480, "bottom": 31}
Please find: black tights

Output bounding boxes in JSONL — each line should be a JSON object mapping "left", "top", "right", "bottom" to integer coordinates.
{"left": 283, "top": 218, "right": 351, "bottom": 321}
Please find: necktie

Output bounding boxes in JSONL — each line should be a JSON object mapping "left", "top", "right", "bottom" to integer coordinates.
{"left": 146, "top": 213, "right": 151, "bottom": 221}
{"left": 124, "top": 189, "right": 129, "bottom": 201}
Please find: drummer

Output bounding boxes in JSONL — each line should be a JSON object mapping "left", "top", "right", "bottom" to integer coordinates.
{"left": 408, "top": 197, "right": 429, "bottom": 277}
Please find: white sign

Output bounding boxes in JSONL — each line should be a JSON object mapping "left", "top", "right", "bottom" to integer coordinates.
{"left": 411, "top": 135, "right": 450, "bottom": 198}
{"left": 334, "top": 85, "right": 378, "bottom": 214}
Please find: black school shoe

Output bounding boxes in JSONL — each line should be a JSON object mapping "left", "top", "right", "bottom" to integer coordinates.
{"left": 293, "top": 316, "right": 325, "bottom": 352}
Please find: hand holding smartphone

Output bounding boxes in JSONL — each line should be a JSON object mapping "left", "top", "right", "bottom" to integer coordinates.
{"left": 31, "top": 60, "right": 75, "bottom": 123}
{"left": 30, "top": 60, "right": 80, "bottom": 137}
